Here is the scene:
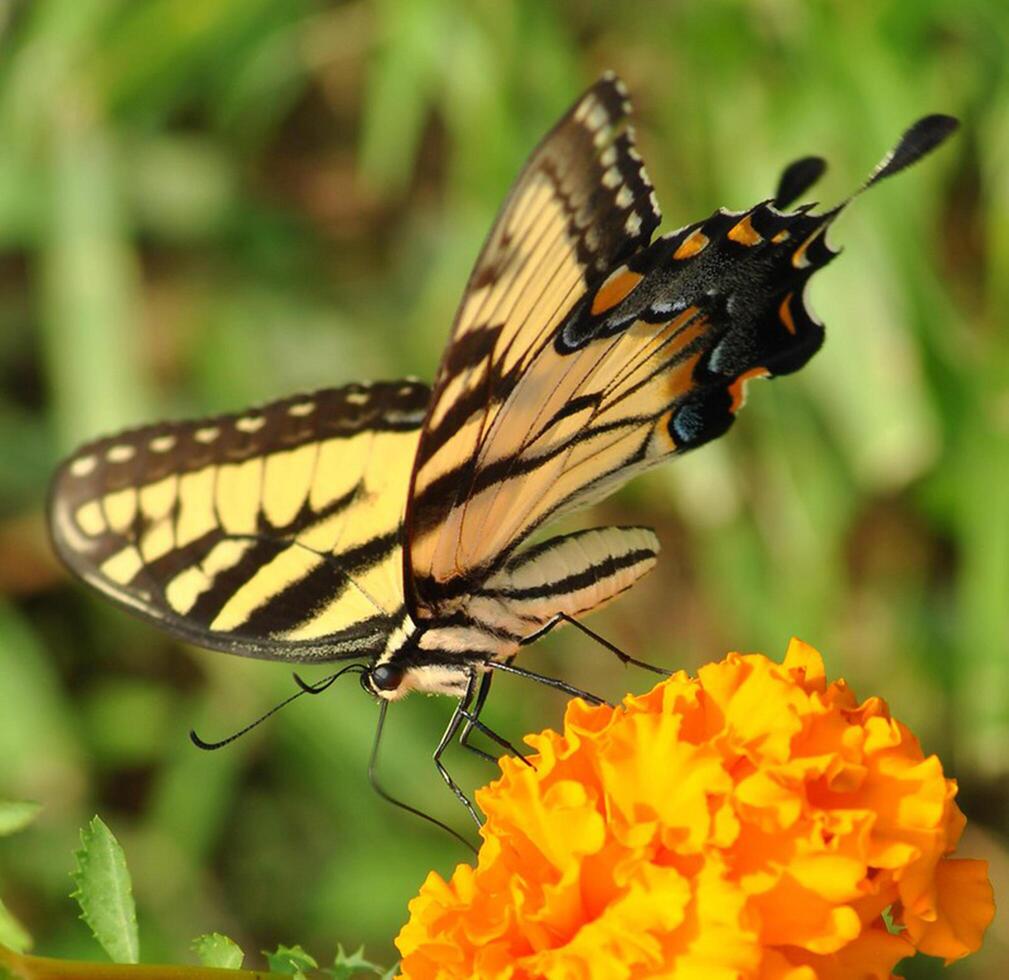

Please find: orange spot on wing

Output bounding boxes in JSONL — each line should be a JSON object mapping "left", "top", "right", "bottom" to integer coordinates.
{"left": 791, "top": 227, "right": 823, "bottom": 268}
{"left": 673, "top": 229, "right": 709, "bottom": 260}
{"left": 779, "top": 293, "right": 797, "bottom": 335}
{"left": 590, "top": 268, "right": 643, "bottom": 315}
{"left": 661, "top": 313, "right": 709, "bottom": 401}
{"left": 727, "top": 214, "right": 763, "bottom": 246}
{"left": 666, "top": 353, "right": 704, "bottom": 402}
{"left": 772, "top": 230, "right": 790, "bottom": 243}
{"left": 728, "top": 367, "right": 770, "bottom": 413}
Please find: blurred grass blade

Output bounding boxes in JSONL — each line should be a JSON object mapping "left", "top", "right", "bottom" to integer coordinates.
{"left": 0, "top": 895, "right": 33, "bottom": 954}
{"left": 0, "top": 801, "right": 42, "bottom": 837}
{"left": 359, "top": 0, "right": 448, "bottom": 193}
{"left": 39, "top": 87, "right": 146, "bottom": 451}
{"left": 71, "top": 816, "right": 140, "bottom": 964}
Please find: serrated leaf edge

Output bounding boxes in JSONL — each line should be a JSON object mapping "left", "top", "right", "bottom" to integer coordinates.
{"left": 69, "top": 816, "right": 139, "bottom": 964}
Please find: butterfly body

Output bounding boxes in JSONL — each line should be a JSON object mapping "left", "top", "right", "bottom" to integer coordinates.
{"left": 367, "top": 523, "right": 660, "bottom": 699}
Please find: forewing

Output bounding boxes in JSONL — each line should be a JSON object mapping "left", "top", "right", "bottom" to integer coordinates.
{"left": 407, "top": 73, "right": 660, "bottom": 611}
{"left": 407, "top": 203, "right": 839, "bottom": 608}
{"left": 49, "top": 381, "right": 429, "bottom": 662}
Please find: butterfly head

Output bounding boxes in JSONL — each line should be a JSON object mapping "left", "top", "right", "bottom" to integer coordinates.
{"left": 361, "top": 613, "right": 513, "bottom": 700}
{"left": 361, "top": 655, "right": 476, "bottom": 701}
{"left": 361, "top": 662, "right": 406, "bottom": 698}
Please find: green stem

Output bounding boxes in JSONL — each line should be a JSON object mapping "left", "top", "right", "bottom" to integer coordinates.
{"left": 0, "top": 946, "right": 278, "bottom": 980}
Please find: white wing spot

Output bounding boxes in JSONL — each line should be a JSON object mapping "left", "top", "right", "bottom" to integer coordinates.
{"left": 651, "top": 297, "right": 687, "bottom": 316}
{"left": 288, "top": 401, "right": 316, "bottom": 417}
{"left": 574, "top": 95, "right": 594, "bottom": 124}
{"left": 70, "top": 455, "right": 98, "bottom": 478}
{"left": 236, "top": 416, "right": 266, "bottom": 434}
{"left": 107, "top": 445, "right": 136, "bottom": 464}
{"left": 600, "top": 145, "right": 618, "bottom": 167}
{"left": 586, "top": 103, "right": 609, "bottom": 132}
{"left": 345, "top": 391, "right": 369, "bottom": 406}
{"left": 195, "top": 426, "right": 220, "bottom": 444}
{"left": 602, "top": 166, "right": 622, "bottom": 189}
{"left": 625, "top": 211, "right": 643, "bottom": 236}
{"left": 615, "top": 185, "right": 634, "bottom": 208}
{"left": 150, "top": 435, "right": 176, "bottom": 453}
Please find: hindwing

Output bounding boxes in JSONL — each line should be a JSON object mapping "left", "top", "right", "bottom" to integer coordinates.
{"left": 49, "top": 381, "right": 428, "bottom": 662}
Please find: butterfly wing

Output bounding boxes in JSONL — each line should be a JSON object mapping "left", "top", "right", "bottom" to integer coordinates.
{"left": 406, "top": 73, "right": 662, "bottom": 611}
{"left": 49, "top": 381, "right": 428, "bottom": 662}
{"left": 406, "top": 83, "right": 957, "bottom": 615}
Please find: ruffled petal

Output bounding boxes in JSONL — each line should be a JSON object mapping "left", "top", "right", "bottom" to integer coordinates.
{"left": 395, "top": 643, "right": 993, "bottom": 978}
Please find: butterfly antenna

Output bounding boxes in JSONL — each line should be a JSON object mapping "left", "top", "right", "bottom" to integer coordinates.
{"left": 292, "top": 669, "right": 355, "bottom": 694}
{"left": 189, "top": 663, "right": 365, "bottom": 751}
{"left": 368, "top": 700, "right": 478, "bottom": 856}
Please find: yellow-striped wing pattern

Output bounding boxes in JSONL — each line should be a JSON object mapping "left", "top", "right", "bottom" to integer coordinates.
{"left": 407, "top": 73, "right": 661, "bottom": 611}
{"left": 49, "top": 381, "right": 428, "bottom": 662}
{"left": 405, "top": 80, "right": 958, "bottom": 618}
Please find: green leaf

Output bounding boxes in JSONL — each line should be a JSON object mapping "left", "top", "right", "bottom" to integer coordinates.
{"left": 193, "top": 932, "right": 245, "bottom": 969}
{"left": 0, "top": 800, "right": 41, "bottom": 837}
{"left": 881, "top": 904, "right": 906, "bottom": 935}
{"left": 0, "top": 895, "right": 32, "bottom": 953}
{"left": 324, "top": 944, "right": 386, "bottom": 979}
{"left": 70, "top": 816, "right": 139, "bottom": 964}
{"left": 263, "top": 944, "right": 318, "bottom": 978}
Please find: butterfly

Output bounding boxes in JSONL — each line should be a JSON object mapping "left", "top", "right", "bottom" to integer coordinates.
{"left": 48, "top": 73, "right": 956, "bottom": 829}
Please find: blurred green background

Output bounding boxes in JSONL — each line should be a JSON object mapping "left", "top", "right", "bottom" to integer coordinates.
{"left": 0, "top": 0, "right": 1007, "bottom": 975}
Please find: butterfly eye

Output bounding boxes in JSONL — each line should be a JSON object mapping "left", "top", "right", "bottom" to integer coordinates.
{"left": 370, "top": 663, "right": 405, "bottom": 692}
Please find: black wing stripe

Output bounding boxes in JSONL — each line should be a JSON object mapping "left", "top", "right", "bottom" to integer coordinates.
{"left": 236, "top": 530, "right": 401, "bottom": 636}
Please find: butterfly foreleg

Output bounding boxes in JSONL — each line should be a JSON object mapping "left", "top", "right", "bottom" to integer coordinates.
{"left": 368, "top": 700, "right": 478, "bottom": 854}
{"left": 433, "top": 670, "right": 485, "bottom": 828}
{"left": 457, "top": 669, "right": 534, "bottom": 768}
{"left": 456, "top": 670, "right": 498, "bottom": 764}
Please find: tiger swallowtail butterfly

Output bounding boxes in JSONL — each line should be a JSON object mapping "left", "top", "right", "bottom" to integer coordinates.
{"left": 48, "top": 74, "right": 957, "bottom": 827}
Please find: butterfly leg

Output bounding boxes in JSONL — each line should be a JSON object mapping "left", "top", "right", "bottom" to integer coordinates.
{"left": 457, "top": 671, "right": 499, "bottom": 763}
{"left": 369, "top": 700, "right": 477, "bottom": 854}
{"left": 458, "top": 671, "right": 534, "bottom": 768}
{"left": 485, "top": 659, "right": 612, "bottom": 707}
{"left": 533, "top": 612, "right": 671, "bottom": 676}
{"left": 433, "top": 672, "right": 485, "bottom": 828}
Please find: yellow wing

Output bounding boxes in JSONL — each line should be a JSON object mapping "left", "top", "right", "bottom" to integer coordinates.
{"left": 405, "top": 94, "right": 959, "bottom": 619}
{"left": 49, "top": 381, "right": 428, "bottom": 662}
{"left": 406, "top": 72, "right": 661, "bottom": 611}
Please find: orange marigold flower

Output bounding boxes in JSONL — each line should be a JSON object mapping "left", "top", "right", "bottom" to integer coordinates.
{"left": 396, "top": 640, "right": 994, "bottom": 979}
